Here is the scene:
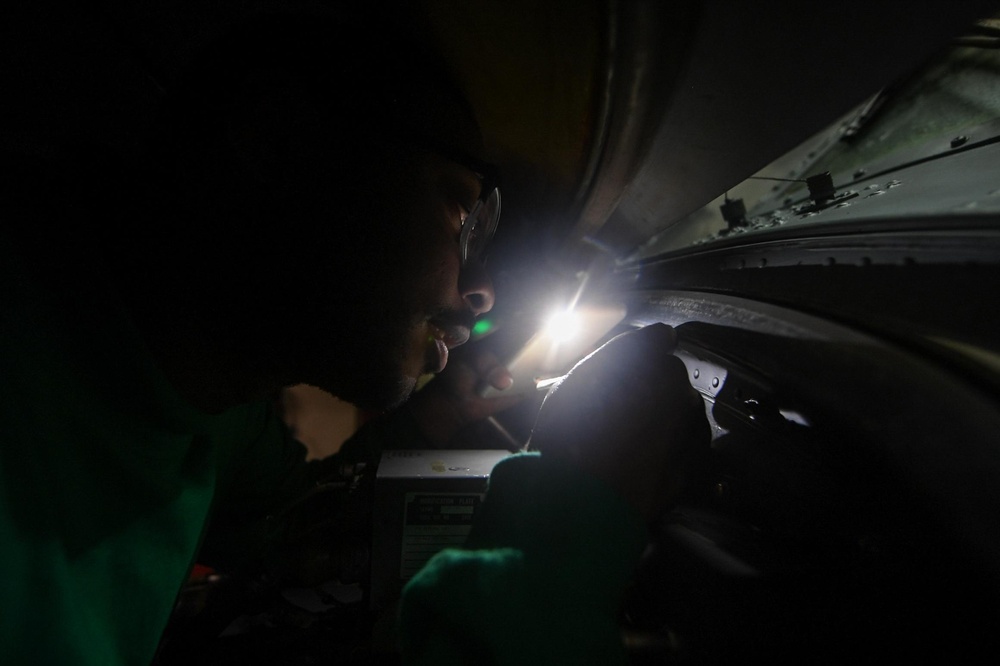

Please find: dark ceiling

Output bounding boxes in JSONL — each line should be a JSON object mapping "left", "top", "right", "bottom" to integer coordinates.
{"left": 5, "top": 1, "right": 998, "bottom": 267}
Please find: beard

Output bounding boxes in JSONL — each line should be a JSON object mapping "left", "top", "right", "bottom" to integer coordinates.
{"left": 204, "top": 154, "right": 456, "bottom": 412}
{"left": 277, "top": 280, "right": 425, "bottom": 412}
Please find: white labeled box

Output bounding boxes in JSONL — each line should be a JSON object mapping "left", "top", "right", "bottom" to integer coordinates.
{"left": 370, "top": 449, "right": 511, "bottom": 611}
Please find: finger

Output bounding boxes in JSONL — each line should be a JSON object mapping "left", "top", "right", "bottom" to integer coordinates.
{"left": 485, "top": 365, "right": 513, "bottom": 391}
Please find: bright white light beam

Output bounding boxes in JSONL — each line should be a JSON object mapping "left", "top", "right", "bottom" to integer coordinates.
{"left": 544, "top": 309, "right": 581, "bottom": 343}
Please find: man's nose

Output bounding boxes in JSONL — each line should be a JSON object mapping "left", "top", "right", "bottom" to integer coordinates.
{"left": 458, "top": 259, "right": 495, "bottom": 315}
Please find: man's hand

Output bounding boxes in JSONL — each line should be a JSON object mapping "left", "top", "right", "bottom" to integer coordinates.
{"left": 527, "top": 323, "right": 712, "bottom": 521}
{"left": 407, "top": 345, "right": 525, "bottom": 446}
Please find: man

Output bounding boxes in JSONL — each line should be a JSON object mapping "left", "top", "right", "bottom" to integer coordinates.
{"left": 0, "top": 7, "right": 709, "bottom": 665}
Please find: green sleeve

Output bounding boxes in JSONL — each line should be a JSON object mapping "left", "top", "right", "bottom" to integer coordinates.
{"left": 199, "top": 402, "right": 432, "bottom": 577}
{"left": 197, "top": 401, "right": 319, "bottom": 575}
{"left": 398, "top": 453, "right": 649, "bottom": 666}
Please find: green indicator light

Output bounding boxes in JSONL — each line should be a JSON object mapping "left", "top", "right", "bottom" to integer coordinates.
{"left": 473, "top": 319, "right": 493, "bottom": 336}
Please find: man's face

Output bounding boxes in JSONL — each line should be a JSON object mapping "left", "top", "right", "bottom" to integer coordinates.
{"left": 389, "top": 152, "right": 497, "bottom": 387}
{"left": 295, "top": 151, "right": 496, "bottom": 411}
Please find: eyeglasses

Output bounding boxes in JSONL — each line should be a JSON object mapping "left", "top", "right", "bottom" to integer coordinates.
{"left": 401, "top": 139, "right": 502, "bottom": 266}
{"left": 459, "top": 167, "right": 501, "bottom": 266}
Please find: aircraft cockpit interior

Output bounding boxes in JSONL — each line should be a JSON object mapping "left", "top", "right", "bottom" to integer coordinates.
{"left": 5, "top": 1, "right": 1000, "bottom": 664}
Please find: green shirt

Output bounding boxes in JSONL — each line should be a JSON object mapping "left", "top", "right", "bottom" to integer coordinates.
{"left": 0, "top": 235, "right": 312, "bottom": 664}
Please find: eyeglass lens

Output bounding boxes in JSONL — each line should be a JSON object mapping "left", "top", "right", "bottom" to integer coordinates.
{"left": 461, "top": 186, "right": 500, "bottom": 264}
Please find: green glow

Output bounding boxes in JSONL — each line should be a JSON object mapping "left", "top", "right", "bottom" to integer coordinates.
{"left": 473, "top": 319, "right": 493, "bottom": 336}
